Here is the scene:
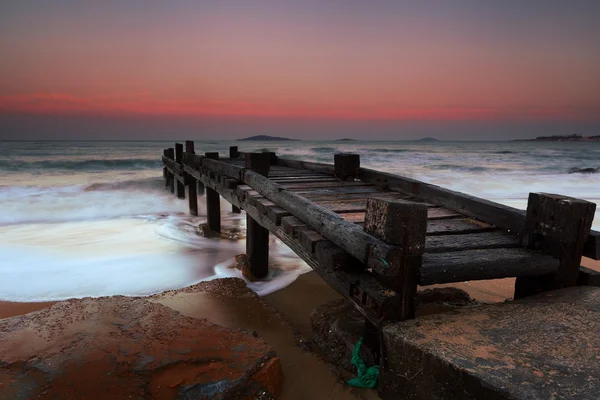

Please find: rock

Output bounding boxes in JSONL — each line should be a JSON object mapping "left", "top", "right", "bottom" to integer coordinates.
{"left": 378, "top": 286, "right": 600, "bottom": 400}
{"left": 199, "top": 223, "right": 220, "bottom": 238}
{"left": 569, "top": 167, "right": 599, "bottom": 174}
{"left": 0, "top": 296, "right": 283, "bottom": 400}
{"left": 310, "top": 288, "right": 477, "bottom": 374}
{"left": 233, "top": 254, "right": 258, "bottom": 282}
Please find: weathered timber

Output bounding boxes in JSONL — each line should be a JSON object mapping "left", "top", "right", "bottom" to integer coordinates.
{"left": 515, "top": 193, "right": 596, "bottom": 298}
{"left": 426, "top": 218, "right": 496, "bottom": 235}
{"left": 315, "top": 241, "right": 363, "bottom": 271}
{"left": 163, "top": 149, "right": 170, "bottom": 188}
{"left": 425, "top": 231, "right": 520, "bottom": 253}
{"left": 292, "top": 186, "right": 383, "bottom": 196}
{"left": 167, "top": 148, "right": 175, "bottom": 193}
{"left": 245, "top": 152, "right": 271, "bottom": 176}
{"left": 270, "top": 177, "right": 339, "bottom": 184}
{"left": 194, "top": 164, "right": 401, "bottom": 324}
{"left": 364, "top": 198, "right": 428, "bottom": 320}
{"left": 185, "top": 141, "right": 198, "bottom": 216}
{"left": 204, "top": 152, "right": 221, "bottom": 232}
{"left": 276, "top": 158, "right": 600, "bottom": 259}
{"left": 278, "top": 181, "right": 367, "bottom": 190}
{"left": 201, "top": 158, "right": 399, "bottom": 275}
{"left": 266, "top": 207, "right": 291, "bottom": 225}
{"left": 420, "top": 248, "right": 560, "bottom": 285}
{"left": 297, "top": 228, "right": 326, "bottom": 253}
{"left": 281, "top": 216, "right": 306, "bottom": 238}
{"left": 275, "top": 158, "right": 335, "bottom": 175}
{"left": 334, "top": 153, "right": 360, "bottom": 181}
{"left": 578, "top": 266, "right": 600, "bottom": 287}
{"left": 246, "top": 152, "right": 272, "bottom": 279}
{"left": 175, "top": 143, "right": 185, "bottom": 199}
{"left": 229, "top": 146, "right": 239, "bottom": 158}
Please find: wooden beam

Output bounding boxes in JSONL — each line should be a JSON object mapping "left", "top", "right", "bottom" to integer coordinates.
{"left": 421, "top": 248, "right": 560, "bottom": 285}
{"left": 204, "top": 152, "right": 221, "bottom": 232}
{"left": 515, "top": 193, "right": 596, "bottom": 298}
{"left": 174, "top": 143, "right": 185, "bottom": 199}
{"left": 167, "top": 148, "right": 175, "bottom": 194}
{"left": 185, "top": 141, "right": 198, "bottom": 216}
{"left": 229, "top": 146, "right": 239, "bottom": 158}
{"left": 245, "top": 152, "right": 271, "bottom": 279}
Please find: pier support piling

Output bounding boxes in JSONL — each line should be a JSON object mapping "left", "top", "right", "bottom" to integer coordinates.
{"left": 515, "top": 193, "right": 596, "bottom": 299}
{"left": 334, "top": 153, "right": 360, "bottom": 181}
{"left": 175, "top": 143, "right": 185, "bottom": 199}
{"left": 167, "top": 148, "right": 175, "bottom": 194}
{"left": 229, "top": 146, "right": 239, "bottom": 159}
{"left": 246, "top": 152, "right": 272, "bottom": 279}
{"left": 185, "top": 141, "right": 198, "bottom": 216}
{"left": 205, "top": 152, "right": 221, "bottom": 232}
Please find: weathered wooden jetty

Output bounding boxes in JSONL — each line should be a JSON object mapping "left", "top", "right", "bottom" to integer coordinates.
{"left": 162, "top": 142, "right": 600, "bottom": 396}
{"left": 163, "top": 141, "right": 599, "bottom": 316}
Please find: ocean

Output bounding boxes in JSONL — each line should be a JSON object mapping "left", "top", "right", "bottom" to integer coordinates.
{"left": 1, "top": 140, "right": 599, "bottom": 302}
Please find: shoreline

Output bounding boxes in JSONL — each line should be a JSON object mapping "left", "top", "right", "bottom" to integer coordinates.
{"left": 3, "top": 257, "right": 599, "bottom": 321}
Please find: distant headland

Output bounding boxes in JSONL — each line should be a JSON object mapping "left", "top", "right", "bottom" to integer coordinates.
{"left": 516, "top": 134, "right": 600, "bottom": 142}
{"left": 334, "top": 138, "right": 358, "bottom": 142}
{"left": 238, "top": 135, "right": 299, "bottom": 141}
{"left": 416, "top": 137, "right": 440, "bottom": 142}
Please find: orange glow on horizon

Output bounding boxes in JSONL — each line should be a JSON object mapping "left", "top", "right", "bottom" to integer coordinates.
{"left": 0, "top": 93, "right": 595, "bottom": 122}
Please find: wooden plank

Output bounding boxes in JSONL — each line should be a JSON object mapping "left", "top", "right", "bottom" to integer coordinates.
{"left": 427, "top": 207, "right": 462, "bottom": 220}
{"left": 298, "top": 228, "right": 326, "bottom": 253}
{"left": 266, "top": 207, "right": 291, "bottom": 225}
{"left": 426, "top": 218, "right": 496, "bottom": 235}
{"left": 315, "top": 241, "right": 363, "bottom": 271}
{"left": 277, "top": 181, "right": 366, "bottom": 190}
{"left": 305, "top": 192, "right": 410, "bottom": 202}
{"left": 292, "top": 186, "right": 384, "bottom": 196}
{"left": 281, "top": 216, "right": 306, "bottom": 237}
{"left": 271, "top": 177, "right": 339, "bottom": 184}
{"left": 420, "top": 248, "right": 560, "bottom": 285}
{"left": 275, "top": 158, "right": 335, "bottom": 174}
{"left": 425, "top": 231, "right": 520, "bottom": 253}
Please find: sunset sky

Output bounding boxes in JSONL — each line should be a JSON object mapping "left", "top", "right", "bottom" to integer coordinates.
{"left": 1, "top": 1, "right": 599, "bottom": 140}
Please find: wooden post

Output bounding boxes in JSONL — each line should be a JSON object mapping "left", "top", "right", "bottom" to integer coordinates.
{"left": 364, "top": 197, "right": 428, "bottom": 320}
{"left": 205, "top": 152, "right": 221, "bottom": 232}
{"left": 163, "top": 149, "right": 169, "bottom": 187}
{"left": 246, "top": 152, "right": 271, "bottom": 279}
{"left": 167, "top": 148, "right": 175, "bottom": 194}
{"left": 334, "top": 153, "right": 360, "bottom": 181}
{"left": 175, "top": 143, "right": 185, "bottom": 199}
{"left": 515, "top": 193, "right": 596, "bottom": 299}
{"left": 229, "top": 146, "right": 239, "bottom": 158}
{"left": 185, "top": 141, "right": 198, "bottom": 216}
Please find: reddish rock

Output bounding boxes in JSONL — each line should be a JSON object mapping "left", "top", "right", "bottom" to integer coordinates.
{"left": 233, "top": 253, "right": 258, "bottom": 282}
{"left": 0, "top": 296, "right": 283, "bottom": 399}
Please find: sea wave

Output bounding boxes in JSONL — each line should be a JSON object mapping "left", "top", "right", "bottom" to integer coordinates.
{"left": 0, "top": 158, "right": 161, "bottom": 172}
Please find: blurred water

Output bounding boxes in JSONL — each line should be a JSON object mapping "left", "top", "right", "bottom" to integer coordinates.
{"left": 1, "top": 139, "right": 599, "bottom": 301}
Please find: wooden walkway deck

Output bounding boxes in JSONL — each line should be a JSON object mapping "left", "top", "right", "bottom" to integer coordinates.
{"left": 162, "top": 142, "right": 600, "bottom": 328}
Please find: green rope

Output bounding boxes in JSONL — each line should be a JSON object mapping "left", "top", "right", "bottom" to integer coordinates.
{"left": 347, "top": 337, "right": 379, "bottom": 388}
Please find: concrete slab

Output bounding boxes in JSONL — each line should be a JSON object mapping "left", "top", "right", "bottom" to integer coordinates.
{"left": 379, "top": 286, "right": 600, "bottom": 400}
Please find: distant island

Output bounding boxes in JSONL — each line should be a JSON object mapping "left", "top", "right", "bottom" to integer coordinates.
{"left": 416, "top": 137, "right": 440, "bottom": 142}
{"left": 335, "top": 138, "right": 358, "bottom": 142}
{"left": 517, "top": 134, "right": 600, "bottom": 142}
{"left": 238, "top": 135, "right": 299, "bottom": 141}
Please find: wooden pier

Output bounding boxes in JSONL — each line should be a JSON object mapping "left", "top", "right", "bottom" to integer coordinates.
{"left": 162, "top": 142, "right": 600, "bottom": 327}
